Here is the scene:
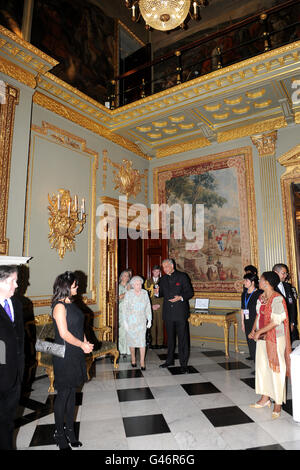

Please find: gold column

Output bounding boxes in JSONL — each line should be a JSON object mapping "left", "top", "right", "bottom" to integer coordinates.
{"left": 251, "top": 131, "right": 285, "bottom": 270}
{"left": 21, "top": 0, "right": 34, "bottom": 42}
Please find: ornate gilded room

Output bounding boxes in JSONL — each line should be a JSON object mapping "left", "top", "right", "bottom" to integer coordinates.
{"left": 1, "top": 0, "right": 300, "bottom": 452}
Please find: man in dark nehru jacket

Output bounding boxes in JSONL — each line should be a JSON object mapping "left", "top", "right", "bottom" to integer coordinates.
{"left": 156, "top": 259, "right": 194, "bottom": 373}
{"left": 0, "top": 263, "right": 25, "bottom": 450}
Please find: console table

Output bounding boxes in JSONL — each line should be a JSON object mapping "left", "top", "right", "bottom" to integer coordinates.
{"left": 188, "top": 308, "right": 239, "bottom": 357}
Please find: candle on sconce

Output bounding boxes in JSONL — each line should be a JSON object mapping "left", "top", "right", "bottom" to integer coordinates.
{"left": 81, "top": 198, "right": 85, "bottom": 214}
{"left": 74, "top": 195, "right": 78, "bottom": 211}
{"left": 57, "top": 194, "right": 61, "bottom": 210}
{"left": 68, "top": 201, "right": 71, "bottom": 217}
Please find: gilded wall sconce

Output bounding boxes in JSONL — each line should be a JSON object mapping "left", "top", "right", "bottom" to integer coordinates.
{"left": 48, "top": 189, "right": 86, "bottom": 259}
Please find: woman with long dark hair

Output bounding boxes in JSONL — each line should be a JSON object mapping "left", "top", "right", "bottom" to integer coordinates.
{"left": 249, "top": 271, "right": 291, "bottom": 419}
{"left": 51, "top": 271, "right": 93, "bottom": 450}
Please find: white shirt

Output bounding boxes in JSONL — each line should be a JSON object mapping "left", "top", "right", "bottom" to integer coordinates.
{"left": 0, "top": 297, "right": 14, "bottom": 322}
{"left": 278, "top": 282, "right": 286, "bottom": 297}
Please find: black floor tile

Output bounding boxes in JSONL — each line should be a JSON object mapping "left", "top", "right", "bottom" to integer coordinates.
{"left": 181, "top": 382, "right": 221, "bottom": 396}
{"left": 29, "top": 422, "right": 80, "bottom": 447}
{"left": 240, "top": 377, "right": 256, "bottom": 389}
{"left": 282, "top": 399, "right": 293, "bottom": 416}
{"left": 247, "top": 444, "right": 284, "bottom": 450}
{"left": 157, "top": 353, "right": 179, "bottom": 361}
{"left": 123, "top": 414, "right": 170, "bottom": 438}
{"left": 218, "top": 361, "right": 251, "bottom": 370}
{"left": 201, "top": 350, "right": 226, "bottom": 357}
{"left": 167, "top": 365, "right": 199, "bottom": 375}
{"left": 117, "top": 387, "right": 154, "bottom": 402}
{"left": 202, "top": 406, "right": 254, "bottom": 427}
{"left": 113, "top": 369, "right": 144, "bottom": 379}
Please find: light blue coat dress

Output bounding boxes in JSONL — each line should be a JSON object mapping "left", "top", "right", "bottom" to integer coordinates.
{"left": 123, "top": 289, "right": 152, "bottom": 348}
{"left": 118, "top": 283, "right": 131, "bottom": 355}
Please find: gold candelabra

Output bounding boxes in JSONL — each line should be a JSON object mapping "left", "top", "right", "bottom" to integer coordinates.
{"left": 48, "top": 189, "right": 86, "bottom": 259}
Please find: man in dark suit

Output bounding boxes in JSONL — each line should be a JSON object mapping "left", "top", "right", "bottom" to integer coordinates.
{"left": 0, "top": 265, "right": 25, "bottom": 450}
{"left": 273, "top": 263, "right": 299, "bottom": 344}
{"left": 156, "top": 259, "right": 193, "bottom": 373}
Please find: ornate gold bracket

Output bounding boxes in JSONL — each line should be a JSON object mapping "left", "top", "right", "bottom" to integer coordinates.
{"left": 103, "top": 150, "right": 148, "bottom": 201}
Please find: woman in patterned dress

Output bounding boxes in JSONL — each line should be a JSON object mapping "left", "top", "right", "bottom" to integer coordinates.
{"left": 118, "top": 270, "right": 131, "bottom": 357}
{"left": 123, "top": 276, "right": 152, "bottom": 370}
{"left": 249, "top": 271, "right": 291, "bottom": 419}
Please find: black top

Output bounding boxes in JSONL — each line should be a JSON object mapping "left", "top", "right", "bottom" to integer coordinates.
{"left": 52, "top": 300, "right": 87, "bottom": 390}
{"left": 275, "top": 282, "right": 298, "bottom": 326}
{"left": 241, "top": 288, "right": 262, "bottom": 326}
{"left": 159, "top": 270, "right": 194, "bottom": 322}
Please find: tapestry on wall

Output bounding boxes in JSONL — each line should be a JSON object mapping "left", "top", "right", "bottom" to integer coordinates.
{"left": 153, "top": 148, "right": 258, "bottom": 298}
{"left": 31, "top": 0, "right": 116, "bottom": 104}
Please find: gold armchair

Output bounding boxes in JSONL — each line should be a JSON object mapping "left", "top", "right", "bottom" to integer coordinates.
{"left": 26, "top": 314, "right": 56, "bottom": 393}
{"left": 85, "top": 315, "right": 119, "bottom": 379}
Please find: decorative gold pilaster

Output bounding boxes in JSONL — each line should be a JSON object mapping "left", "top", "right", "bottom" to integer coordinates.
{"left": 251, "top": 130, "right": 285, "bottom": 270}
{"left": 0, "top": 83, "right": 19, "bottom": 254}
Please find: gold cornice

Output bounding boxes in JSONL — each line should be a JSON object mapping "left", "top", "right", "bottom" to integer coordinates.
{"left": 156, "top": 136, "right": 210, "bottom": 158}
{"left": 32, "top": 91, "right": 151, "bottom": 160}
{"left": 108, "top": 40, "right": 300, "bottom": 117}
{"left": 218, "top": 116, "right": 286, "bottom": 143}
{"left": 0, "top": 55, "right": 36, "bottom": 88}
{"left": 0, "top": 25, "right": 57, "bottom": 67}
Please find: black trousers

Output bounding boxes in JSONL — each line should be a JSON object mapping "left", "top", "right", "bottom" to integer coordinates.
{"left": 165, "top": 318, "right": 189, "bottom": 367}
{"left": 244, "top": 317, "right": 256, "bottom": 361}
{"left": 54, "top": 387, "right": 76, "bottom": 433}
{"left": 0, "top": 381, "right": 21, "bottom": 450}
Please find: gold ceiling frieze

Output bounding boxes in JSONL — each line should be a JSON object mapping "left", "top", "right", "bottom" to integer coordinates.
{"left": 32, "top": 91, "right": 151, "bottom": 160}
{"left": 156, "top": 136, "right": 210, "bottom": 158}
{"left": 217, "top": 116, "right": 286, "bottom": 143}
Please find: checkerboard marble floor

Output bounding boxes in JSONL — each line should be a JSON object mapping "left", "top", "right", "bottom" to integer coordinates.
{"left": 14, "top": 346, "right": 300, "bottom": 450}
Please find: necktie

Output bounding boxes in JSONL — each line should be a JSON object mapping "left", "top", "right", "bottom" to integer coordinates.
{"left": 3, "top": 299, "right": 13, "bottom": 322}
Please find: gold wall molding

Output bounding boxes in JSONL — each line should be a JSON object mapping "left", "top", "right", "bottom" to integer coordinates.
{"left": 218, "top": 117, "right": 286, "bottom": 144}
{"left": 0, "top": 83, "right": 19, "bottom": 254}
{"left": 102, "top": 150, "right": 148, "bottom": 201}
{"left": 278, "top": 144, "right": 300, "bottom": 294}
{"left": 32, "top": 91, "right": 151, "bottom": 160}
{"left": 25, "top": 121, "right": 98, "bottom": 307}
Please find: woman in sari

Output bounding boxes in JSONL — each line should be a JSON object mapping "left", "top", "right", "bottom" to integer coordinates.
{"left": 249, "top": 271, "right": 291, "bottom": 419}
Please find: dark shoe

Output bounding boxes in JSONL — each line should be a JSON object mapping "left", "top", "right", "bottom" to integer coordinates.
{"left": 159, "top": 362, "right": 174, "bottom": 368}
{"left": 141, "top": 366, "right": 146, "bottom": 371}
{"left": 53, "top": 431, "right": 72, "bottom": 451}
{"left": 131, "top": 363, "right": 137, "bottom": 368}
{"left": 180, "top": 366, "right": 189, "bottom": 374}
{"left": 64, "top": 427, "right": 82, "bottom": 448}
{"left": 246, "top": 356, "right": 252, "bottom": 361}
{"left": 157, "top": 345, "right": 164, "bottom": 349}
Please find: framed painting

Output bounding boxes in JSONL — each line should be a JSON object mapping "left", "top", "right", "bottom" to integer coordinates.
{"left": 31, "top": 0, "right": 116, "bottom": 104}
{"left": 153, "top": 147, "right": 258, "bottom": 299}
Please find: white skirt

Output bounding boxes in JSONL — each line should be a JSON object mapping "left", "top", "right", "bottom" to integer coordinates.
{"left": 255, "top": 336, "right": 287, "bottom": 404}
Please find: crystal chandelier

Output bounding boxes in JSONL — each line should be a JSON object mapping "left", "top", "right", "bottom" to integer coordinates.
{"left": 124, "top": 0, "right": 209, "bottom": 31}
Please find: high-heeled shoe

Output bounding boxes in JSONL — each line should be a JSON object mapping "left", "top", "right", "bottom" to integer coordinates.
{"left": 141, "top": 366, "right": 146, "bottom": 371}
{"left": 131, "top": 362, "right": 137, "bottom": 367}
{"left": 250, "top": 400, "right": 271, "bottom": 408}
{"left": 53, "top": 431, "right": 72, "bottom": 450}
{"left": 272, "top": 410, "right": 281, "bottom": 419}
{"left": 64, "top": 427, "right": 83, "bottom": 448}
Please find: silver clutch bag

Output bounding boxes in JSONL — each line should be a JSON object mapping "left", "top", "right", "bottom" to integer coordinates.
{"left": 35, "top": 339, "right": 66, "bottom": 358}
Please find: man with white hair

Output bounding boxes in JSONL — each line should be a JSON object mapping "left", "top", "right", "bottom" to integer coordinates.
{"left": 156, "top": 259, "right": 193, "bottom": 373}
{"left": 0, "top": 264, "right": 25, "bottom": 450}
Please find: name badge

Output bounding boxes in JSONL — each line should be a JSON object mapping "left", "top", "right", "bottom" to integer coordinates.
{"left": 243, "top": 309, "right": 249, "bottom": 320}
{"left": 288, "top": 297, "right": 293, "bottom": 304}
